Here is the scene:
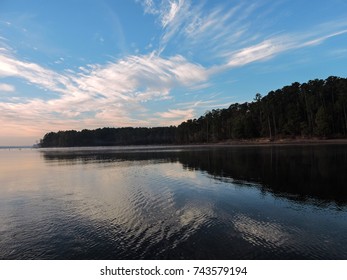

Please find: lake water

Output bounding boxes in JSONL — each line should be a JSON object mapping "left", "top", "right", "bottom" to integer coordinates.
{"left": 1, "top": 145, "right": 347, "bottom": 259}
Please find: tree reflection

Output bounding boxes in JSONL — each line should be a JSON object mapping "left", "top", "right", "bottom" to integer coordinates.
{"left": 41, "top": 145, "right": 347, "bottom": 205}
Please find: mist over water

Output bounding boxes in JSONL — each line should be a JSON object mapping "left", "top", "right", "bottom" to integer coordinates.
{"left": 1, "top": 145, "right": 347, "bottom": 259}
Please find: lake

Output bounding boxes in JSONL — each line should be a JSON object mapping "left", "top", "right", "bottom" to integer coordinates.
{"left": 1, "top": 144, "right": 347, "bottom": 259}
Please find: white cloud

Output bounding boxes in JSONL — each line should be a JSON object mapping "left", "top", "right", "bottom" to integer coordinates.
{"left": 0, "top": 83, "right": 15, "bottom": 92}
{"left": 161, "top": 0, "right": 185, "bottom": 28}
{"left": 0, "top": 45, "right": 208, "bottom": 103}
{"left": 177, "top": 98, "right": 234, "bottom": 111}
{"left": 0, "top": 46, "right": 209, "bottom": 141}
{"left": 139, "top": 0, "right": 347, "bottom": 71}
{"left": 139, "top": 0, "right": 192, "bottom": 53}
{"left": 226, "top": 38, "right": 290, "bottom": 68}
{"left": 138, "top": 0, "right": 264, "bottom": 58}
{"left": 153, "top": 108, "right": 195, "bottom": 126}
{"left": 140, "top": 0, "right": 158, "bottom": 15}
{"left": 74, "top": 53, "right": 208, "bottom": 103}
{"left": 183, "top": 3, "right": 247, "bottom": 46}
{"left": 224, "top": 27, "right": 347, "bottom": 69}
{"left": 157, "top": 108, "right": 194, "bottom": 119}
{"left": 140, "top": 0, "right": 186, "bottom": 28}
{"left": 301, "top": 29, "right": 347, "bottom": 47}
{"left": 0, "top": 48, "right": 70, "bottom": 93}
{"left": 1, "top": 22, "right": 346, "bottom": 140}
{"left": 2, "top": 0, "right": 347, "bottom": 144}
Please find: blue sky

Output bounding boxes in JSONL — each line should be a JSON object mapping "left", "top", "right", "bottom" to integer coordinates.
{"left": 1, "top": 0, "right": 347, "bottom": 145}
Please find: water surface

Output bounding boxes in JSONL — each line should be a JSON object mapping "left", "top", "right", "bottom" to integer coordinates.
{"left": 1, "top": 145, "right": 347, "bottom": 259}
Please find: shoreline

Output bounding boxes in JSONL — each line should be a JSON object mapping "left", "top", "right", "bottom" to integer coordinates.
{"left": 209, "top": 138, "right": 347, "bottom": 146}
{"left": 33, "top": 138, "right": 347, "bottom": 150}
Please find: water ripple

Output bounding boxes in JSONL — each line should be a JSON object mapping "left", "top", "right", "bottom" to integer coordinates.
{"left": 2, "top": 148, "right": 347, "bottom": 259}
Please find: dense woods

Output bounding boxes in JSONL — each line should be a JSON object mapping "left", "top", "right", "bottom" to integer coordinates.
{"left": 40, "top": 76, "right": 347, "bottom": 147}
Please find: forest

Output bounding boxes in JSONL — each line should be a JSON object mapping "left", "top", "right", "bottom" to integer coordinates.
{"left": 39, "top": 76, "right": 347, "bottom": 147}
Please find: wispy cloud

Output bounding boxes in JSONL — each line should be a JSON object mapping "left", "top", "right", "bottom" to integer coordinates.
{"left": 161, "top": 0, "right": 185, "bottom": 28}
{"left": 139, "top": 0, "right": 191, "bottom": 53}
{"left": 157, "top": 108, "right": 193, "bottom": 119}
{"left": 2, "top": 1, "right": 347, "bottom": 144}
{"left": 226, "top": 37, "right": 290, "bottom": 68}
{"left": 0, "top": 83, "right": 15, "bottom": 92}
{"left": 181, "top": 2, "right": 257, "bottom": 57}
{"left": 140, "top": 0, "right": 186, "bottom": 28}
{"left": 329, "top": 48, "right": 347, "bottom": 58}
{"left": 1, "top": 18, "right": 347, "bottom": 142}
{"left": 0, "top": 47, "right": 70, "bottom": 93}
{"left": 138, "top": 0, "right": 347, "bottom": 67}
{"left": 301, "top": 29, "right": 347, "bottom": 47}
{"left": 223, "top": 28, "right": 347, "bottom": 70}
{"left": 154, "top": 108, "right": 194, "bottom": 125}
{"left": 138, "top": 0, "right": 266, "bottom": 58}
{"left": 0, "top": 45, "right": 209, "bottom": 141}
{"left": 177, "top": 98, "right": 234, "bottom": 111}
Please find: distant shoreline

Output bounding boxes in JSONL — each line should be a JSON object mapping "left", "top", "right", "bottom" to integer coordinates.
{"left": 0, "top": 146, "right": 33, "bottom": 149}
{"left": 32, "top": 137, "right": 347, "bottom": 150}
{"left": 3, "top": 138, "right": 347, "bottom": 150}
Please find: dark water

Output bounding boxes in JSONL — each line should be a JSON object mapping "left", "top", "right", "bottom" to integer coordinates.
{"left": 1, "top": 145, "right": 347, "bottom": 259}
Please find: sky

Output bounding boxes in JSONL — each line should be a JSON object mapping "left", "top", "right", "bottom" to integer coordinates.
{"left": 1, "top": 0, "right": 347, "bottom": 146}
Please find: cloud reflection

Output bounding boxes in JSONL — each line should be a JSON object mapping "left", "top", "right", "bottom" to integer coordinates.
{"left": 233, "top": 214, "right": 291, "bottom": 248}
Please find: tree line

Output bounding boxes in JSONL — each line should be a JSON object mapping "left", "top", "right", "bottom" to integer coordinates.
{"left": 40, "top": 76, "right": 347, "bottom": 147}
